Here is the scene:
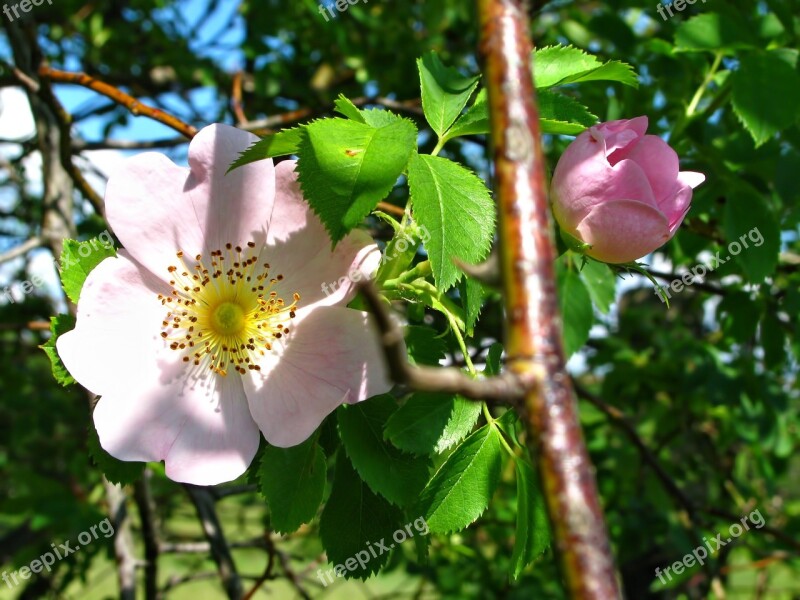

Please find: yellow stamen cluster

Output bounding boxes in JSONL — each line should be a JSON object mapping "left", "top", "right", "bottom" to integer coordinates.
{"left": 157, "top": 242, "right": 300, "bottom": 376}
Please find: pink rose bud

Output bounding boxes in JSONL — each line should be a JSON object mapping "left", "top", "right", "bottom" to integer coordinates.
{"left": 550, "top": 116, "right": 705, "bottom": 264}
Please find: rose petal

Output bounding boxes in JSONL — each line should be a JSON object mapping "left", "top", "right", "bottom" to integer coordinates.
{"left": 679, "top": 170, "right": 706, "bottom": 189}
{"left": 658, "top": 183, "right": 694, "bottom": 233}
{"left": 259, "top": 161, "right": 381, "bottom": 310}
{"left": 93, "top": 370, "right": 260, "bottom": 485}
{"left": 625, "top": 135, "right": 680, "bottom": 203}
{"left": 56, "top": 250, "right": 173, "bottom": 396}
{"left": 243, "top": 306, "right": 392, "bottom": 447}
{"left": 58, "top": 251, "right": 260, "bottom": 485}
{"left": 576, "top": 199, "right": 671, "bottom": 264}
{"left": 590, "top": 116, "right": 649, "bottom": 165}
{"left": 551, "top": 143, "right": 658, "bottom": 229}
{"left": 105, "top": 124, "right": 276, "bottom": 281}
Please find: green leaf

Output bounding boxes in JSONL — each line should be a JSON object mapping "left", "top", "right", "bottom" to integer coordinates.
{"left": 417, "top": 52, "right": 480, "bottom": 137}
{"left": 297, "top": 117, "right": 417, "bottom": 243}
{"left": 228, "top": 127, "right": 303, "bottom": 171}
{"left": 334, "top": 94, "right": 366, "bottom": 123}
{"left": 41, "top": 314, "right": 76, "bottom": 386}
{"left": 445, "top": 89, "right": 489, "bottom": 141}
{"left": 59, "top": 237, "right": 117, "bottom": 303}
{"left": 723, "top": 191, "right": 780, "bottom": 283}
{"left": 674, "top": 13, "right": 757, "bottom": 53}
{"left": 384, "top": 392, "right": 482, "bottom": 455}
{"left": 461, "top": 277, "right": 485, "bottom": 337}
{"left": 732, "top": 51, "right": 800, "bottom": 147}
{"left": 579, "top": 259, "right": 616, "bottom": 314}
{"left": 538, "top": 89, "right": 598, "bottom": 135}
{"left": 510, "top": 459, "right": 551, "bottom": 579}
{"left": 446, "top": 87, "right": 597, "bottom": 140}
{"left": 259, "top": 438, "right": 326, "bottom": 534}
{"left": 87, "top": 426, "right": 145, "bottom": 487}
{"left": 556, "top": 256, "right": 593, "bottom": 357}
{"left": 360, "top": 108, "right": 404, "bottom": 128}
{"left": 761, "top": 313, "right": 786, "bottom": 369}
{"left": 484, "top": 342, "right": 503, "bottom": 376}
{"left": 532, "top": 45, "right": 638, "bottom": 89}
{"left": 338, "top": 395, "right": 430, "bottom": 506}
{"left": 416, "top": 423, "right": 504, "bottom": 534}
{"left": 319, "top": 452, "right": 404, "bottom": 580}
{"left": 408, "top": 154, "right": 495, "bottom": 290}
{"left": 406, "top": 325, "right": 447, "bottom": 366}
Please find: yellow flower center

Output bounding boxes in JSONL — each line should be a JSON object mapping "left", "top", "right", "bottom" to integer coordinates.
{"left": 157, "top": 242, "right": 300, "bottom": 377}
{"left": 212, "top": 302, "right": 245, "bottom": 336}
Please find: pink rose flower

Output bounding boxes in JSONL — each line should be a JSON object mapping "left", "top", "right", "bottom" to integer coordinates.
{"left": 57, "top": 124, "right": 392, "bottom": 485}
{"left": 550, "top": 116, "right": 705, "bottom": 264}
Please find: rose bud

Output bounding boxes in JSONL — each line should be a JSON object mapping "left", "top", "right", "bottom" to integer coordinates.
{"left": 550, "top": 116, "right": 705, "bottom": 264}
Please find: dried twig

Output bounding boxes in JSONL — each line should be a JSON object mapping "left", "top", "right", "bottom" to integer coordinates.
{"left": 184, "top": 484, "right": 244, "bottom": 600}
{"left": 133, "top": 473, "right": 160, "bottom": 600}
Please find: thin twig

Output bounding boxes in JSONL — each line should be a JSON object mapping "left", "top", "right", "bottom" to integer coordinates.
{"left": 38, "top": 66, "right": 199, "bottom": 139}
{"left": 133, "top": 472, "right": 160, "bottom": 600}
{"left": 0, "top": 236, "right": 42, "bottom": 265}
{"left": 231, "top": 71, "right": 247, "bottom": 126}
{"left": 184, "top": 484, "right": 244, "bottom": 600}
{"left": 645, "top": 268, "right": 726, "bottom": 296}
{"left": 358, "top": 280, "right": 523, "bottom": 403}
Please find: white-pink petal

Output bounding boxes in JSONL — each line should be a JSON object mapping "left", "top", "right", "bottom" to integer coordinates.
{"left": 259, "top": 161, "right": 381, "bottom": 309}
{"left": 243, "top": 306, "right": 392, "bottom": 447}
{"left": 105, "top": 124, "right": 276, "bottom": 282}
{"left": 56, "top": 251, "right": 174, "bottom": 396}
{"left": 93, "top": 369, "right": 260, "bottom": 485}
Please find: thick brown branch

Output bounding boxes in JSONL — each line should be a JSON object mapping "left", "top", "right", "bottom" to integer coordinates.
{"left": 475, "top": 0, "right": 621, "bottom": 597}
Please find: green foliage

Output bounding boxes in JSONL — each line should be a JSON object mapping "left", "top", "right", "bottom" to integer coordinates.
{"left": 674, "top": 13, "right": 756, "bottom": 52}
{"left": 579, "top": 259, "right": 616, "bottom": 314}
{"left": 509, "top": 458, "right": 551, "bottom": 580}
{"left": 556, "top": 255, "right": 593, "bottom": 357}
{"left": 723, "top": 190, "right": 781, "bottom": 283}
{"left": 259, "top": 438, "right": 326, "bottom": 534}
{"left": 532, "top": 45, "right": 639, "bottom": 89}
{"left": 297, "top": 116, "right": 417, "bottom": 243}
{"left": 384, "top": 392, "right": 482, "bottom": 455}
{"left": 416, "top": 423, "right": 505, "bottom": 534}
{"left": 319, "top": 452, "right": 404, "bottom": 580}
{"left": 338, "top": 395, "right": 431, "bottom": 507}
{"left": 228, "top": 127, "right": 303, "bottom": 170}
{"left": 405, "top": 325, "right": 448, "bottom": 366}
{"left": 731, "top": 50, "right": 800, "bottom": 146}
{"left": 445, "top": 88, "right": 490, "bottom": 141}
{"left": 417, "top": 51, "right": 480, "bottom": 137}
{"left": 537, "top": 89, "right": 598, "bottom": 134}
{"left": 59, "top": 238, "right": 116, "bottom": 303}
{"left": 41, "top": 314, "right": 76, "bottom": 386}
{"left": 407, "top": 153, "right": 495, "bottom": 290}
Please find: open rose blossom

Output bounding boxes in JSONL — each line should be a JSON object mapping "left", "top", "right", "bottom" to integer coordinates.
{"left": 57, "top": 124, "right": 392, "bottom": 485}
{"left": 550, "top": 116, "right": 705, "bottom": 264}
